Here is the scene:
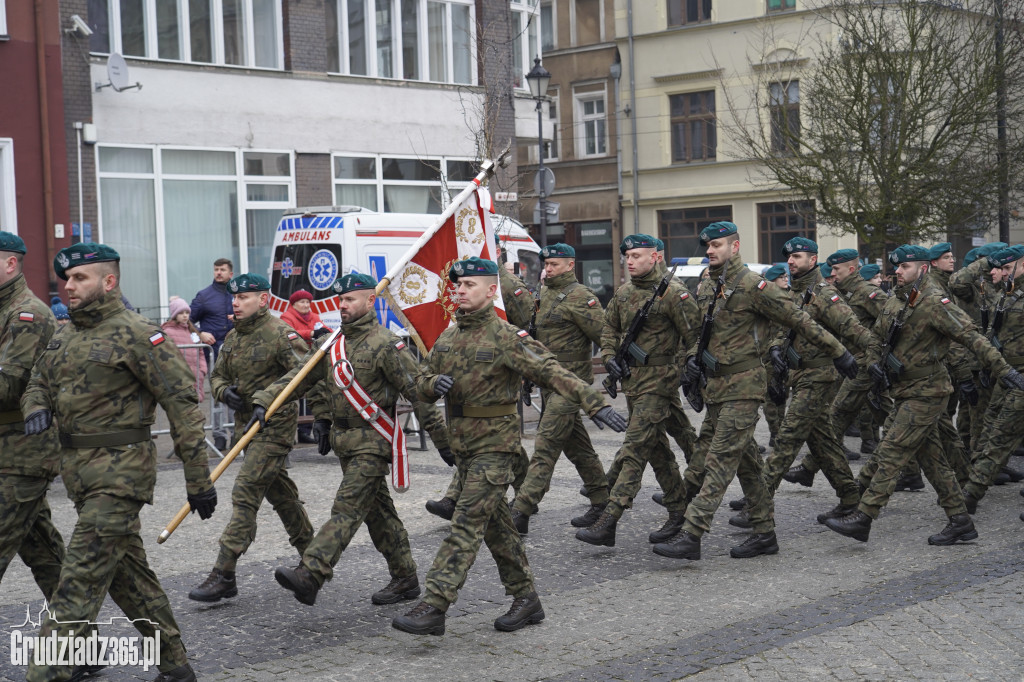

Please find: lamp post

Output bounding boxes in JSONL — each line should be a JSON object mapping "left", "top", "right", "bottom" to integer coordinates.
{"left": 526, "top": 56, "right": 551, "bottom": 247}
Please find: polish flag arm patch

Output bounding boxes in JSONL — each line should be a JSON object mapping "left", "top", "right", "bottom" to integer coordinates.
{"left": 680, "top": 292, "right": 690, "bottom": 300}
{"left": 149, "top": 332, "right": 165, "bottom": 346}
{"left": 587, "top": 299, "right": 598, "bottom": 307}
{"left": 514, "top": 288, "right": 524, "bottom": 296}
{"left": 941, "top": 297, "right": 951, "bottom": 305}
{"left": 517, "top": 329, "right": 529, "bottom": 337}
{"left": 395, "top": 341, "right": 406, "bottom": 351}
{"left": 287, "top": 332, "right": 299, "bottom": 340}
{"left": 19, "top": 312, "right": 34, "bottom": 322}
{"left": 869, "top": 291, "right": 878, "bottom": 299}
{"left": 830, "top": 294, "right": 840, "bottom": 303}
{"left": 757, "top": 280, "right": 767, "bottom": 290}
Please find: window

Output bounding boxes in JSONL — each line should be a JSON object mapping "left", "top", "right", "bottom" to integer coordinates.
{"left": 576, "top": 93, "right": 607, "bottom": 157}
{"left": 327, "top": 0, "right": 475, "bottom": 84}
{"left": 0, "top": 0, "right": 7, "bottom": 37}
{"left": 543, "top": 93, "right": 559, "bottom": 161}
{"left": 89, "top": 0, "right": 282, "bottom": 68}
{"left": 670, "top": 90, "right": 716, "bottom": 163}
{"left": 767, "top": 0, "right": 795, "bottom": 11}
{"left": 758, "top": 201, "right": 816, "bottom": 263}
{"left": 0, "top": 139, "right": 17, "bottom": 234}
{"left": 511, "top": 0, "right": 540, "bottom": 89}
{"left": 333, "top": 154, "right": 473, "bottom": 213}
{"left": 668, "top": 0, "right": 711, "bottom": 27}
{"left": 769, "top": 80, "right": 800, "bottom": 154}
{"left": 658, "top": 206, "right": 731, "bottom": 261}
{"left": 573, "top": 0, "right": 600, "bottom": 45}
{"left": 540, "top": 1, "right": 554, "bottom": 52}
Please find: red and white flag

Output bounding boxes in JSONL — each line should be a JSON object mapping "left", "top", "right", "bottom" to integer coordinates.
{"left": 386, "top": 186, "right": 506, "bottom": 350}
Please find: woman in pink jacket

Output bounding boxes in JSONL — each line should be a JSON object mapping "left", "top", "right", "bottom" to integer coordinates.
{"left": 162, "top": 297, "right": 209, "bottom": 401}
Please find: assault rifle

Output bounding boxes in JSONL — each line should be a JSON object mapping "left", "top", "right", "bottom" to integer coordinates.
{"left": 989, "top": 266, "right": 1016, "bottom": 351}
{"left": 681, "top": 273, "right": 727, "bottom": 413}
{"left": 869, "top": 265, "right": 927, "bottom": 408}
{"left": 521, "top": 289, "right": 541, "bottom": 406}
{"left": 979, "top": 277, "right": 990, "bottom": 334}
{"left": 603, "top": 265, "right": 679, "bottom": 399}
{"left": 767, "top": 287, "right": 813, "bottom": 406}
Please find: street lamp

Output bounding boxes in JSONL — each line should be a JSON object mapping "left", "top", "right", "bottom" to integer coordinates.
{"left": 526, "top": 56, "right": 551, "bottom": 247}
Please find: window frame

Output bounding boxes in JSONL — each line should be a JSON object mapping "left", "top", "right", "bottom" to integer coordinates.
{"left": 669, "top": 89, "right": 717, "bottom": 164}
{"left": 657, "top": 205, "right": 732, "bottom": 262}
{"left": 540, "top": 0, "right": 555, "bottom": 52}
{"left": 331, "top": 152, "right": 475, "bottom": 213}
{"left": 0, "top": 138, "right": 17, "bottom": 234}
{"left": 769, "top": 80, "right": 800, "bottom": 155}
{"left": 0, "top": 1, "right": 7, "bottom": 37}
{"left": 766, "top": 0, "right": 796, "bottom": 12}
{"left": 543, "top": 88, "right": 560, "bottom": 162}
{"left": 511, "top": 0, "right": 541, "bottom": 91}
{"left": 757, "top": 201, "right": 816, "bottom": 264}
{"left": 668, "top": 0, "right": 712, "bottom": 28}
{"left": 575, "top": 87, "right": 608, "bottom": 158}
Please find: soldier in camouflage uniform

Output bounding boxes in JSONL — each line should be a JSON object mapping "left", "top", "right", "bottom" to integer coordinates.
{"left": 189, "top": 273, "right": 313, "bottom": 602}
{"left": 392, "top": 257, "right": 626, "bottom": 636}
{"left": 653, "top": 223, "right": 857, "bottom": 561}
{"left": 23, "top": 243, "right": 217, "bottom": 682}
{"left": 247, "top": 273, "right": 452, "bottom": 606}
{"left": 760, "top": 264, "right": 790, "bottom": 447}
{"left": 508, "top": 243, "right": 610, "bottom": 534}
{"left": 825, "top": 245, "right": 1024, "bottom": 545}
{"left": 0, "top": 232, "right": 64, "bottom": 600}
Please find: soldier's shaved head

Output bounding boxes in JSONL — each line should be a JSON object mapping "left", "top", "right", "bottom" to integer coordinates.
{"left": 0, "top": 250, "right": 23, "bottom": 286}
{"left": 64, "top": 262, "right": 119, "bottom": 310}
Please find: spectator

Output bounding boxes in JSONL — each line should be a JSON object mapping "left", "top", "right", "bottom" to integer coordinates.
{"left": 162, "top": 297, "right": 209, "bottom": 401}
{"left": 190, "top": 258, "right": 235, "bottom": 450}
{"left": 50, "top": 296, "right": 70, "bottom": 327}
{"left": 280, "top": 289, "right": 327, "bottom": 342}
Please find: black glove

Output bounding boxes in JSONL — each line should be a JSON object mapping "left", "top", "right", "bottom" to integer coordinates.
{"left": 1001, "top": 369, "right": 1024, "bottom": 391}
{"left": 432, "top": 374, "right": 454, "bottom": 398}
{"left": 833, "top": 351, "right": 858, "bottom": 380}
{"left": 958, "top": 380, "right": 979, "bottom": 406}
{"left": 311, "top": 419, "right": 332, "bottom": 456}
{"left": 769, "top": 346, "right": 787, "bottom": 375}
{"left": 24, "top": 409, "right": 52, "bottom": 436}
{"left": 684, "top": 356, "right": 701, "bottom": 386}
{"left": 221, "top": 386, "right": 245, "bottom": 412}
{"left": 591, "top": 406, "right": 628, "bottom": 432}
{"left": 311, "top": 325, "right": 332, "bottom": 341}
{"left": 244, "top": 405, "right": 267, "bottom": 432}
{"left": 187, "top": 487, "right": 217, "bottom": 520}
{"left": 604, "top": 358, "right": 625, "bottom": 381}
{"left": 978, "top": 369, "right": 993, "bottom": 389}
{"left": 438, "top": 446, "right": 455, "bottom": 467}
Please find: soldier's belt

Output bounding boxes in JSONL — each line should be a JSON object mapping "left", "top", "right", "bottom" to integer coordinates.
{"left": 709, "top": 357, "right": 762, "bottom": 377}
{"left": 0, "top": 409, "right": 24, "bottom": 426}
{"left": 800, "top": 357, "right": 834, "bottom": 370}
{"left": 626, "top": 354, "right": 675, "bottom": 367}
{"left": 552, "top": 349, "right": 593, "bottom": 363}
{"left": 59, "top": 426, "right": 151, "bottom": 449}
{"left": 446, "top": 403, "right": 518, "bottom": 418}
{"left": 894, "top": 363, "right": 944, "bottom": 383}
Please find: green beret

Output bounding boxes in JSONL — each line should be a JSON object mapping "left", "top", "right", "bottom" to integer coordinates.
{"left": 540, "top": 243, "right": 575, "bottom": 260}
{"left": 963, "top": 248, "right": 982, "bottom": 267}
{"left": 987, "top": 245, "right": 1024, "bottom": 268}
{"left": 928, "top": 242, "right": 952, "bottom": 260}
{"left": 860, "top": 264, "right": 881, "bottom": 280}
{"left": 0, "top": 231, "right": 26, "bottom": 255}
{"left": 978, "top": 242, "right": 1008, "bottom": 258}
{"left": 698, "top": 221, "right": 738, "bottom": 245}
{"left": 826, "top": 249, "right": 859, "bottom": 267}
{"left": 887, "top": 244, "right": 930, "bottom": 265}
{"left": 654, "top": 238, "right": 665, "bottom": 252}
{"left": 449, "top": 256, "right": 498, "bottom": 282}
{"left": 819, "top": 263, "right": 833, "bottom": 278}
{"left": 332, "top": 272, "right": 377, "bottom": 294}
{"left": 54, "top": 242, "right": 120, "bottom": 281}
{"left": 228, "top": 273, "right": 271, "bottom": 293}
{"left": 763, "top": 264, "right": 787, "bottom": 281}
{"left": 782, "top": 237, "right": 818, "bottom": 256}
{"left": 619, "top": 234, "right": 659, "bottom": 254}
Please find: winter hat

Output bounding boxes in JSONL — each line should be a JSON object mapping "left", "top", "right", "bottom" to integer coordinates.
{"left": 289, "top": 289, "right": 314, "bottom": 305}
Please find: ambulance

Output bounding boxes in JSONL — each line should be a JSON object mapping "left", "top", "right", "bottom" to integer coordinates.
{"left": 268, "top": 206, "right": 542, "bottom": 333}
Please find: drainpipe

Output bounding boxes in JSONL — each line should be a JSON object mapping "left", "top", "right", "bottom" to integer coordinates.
{"left": 627, "top": 0, "right": 639, "bottom": 235}
{"left": 35, "top": 0, "right": 58, "bottom": 295}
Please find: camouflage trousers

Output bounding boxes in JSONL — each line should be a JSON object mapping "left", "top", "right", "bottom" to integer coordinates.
{"left": 857, "top": 395, "right": 967, "bottom": 519}
{"left": 0, "top": 475, "right": 64, "bottom": 599}
{"left": 605, "top": 393, "right": 688, "bottom": 518}
{"left": 762, "top": 399, "right": 784, "bottom": 442}
{"left": 965, "top": 380, "right": 994, "bottom": 454}
{"left": 965, "top": 385, "right": 1024, "bottom": 501}
{"left": 969, "top": 383, "right": 1006, "bottom": 462}
{"left": 762, "top": 375, "right": 860, "bottom": 506}
{"left": 26, "top": 495, "right": 188, "bottom": 681}
{"left": 302, "top": 451, "right": 416, "bottom": 586}
{"left": 802, "top": 372, "right": 886, "bottom": 474}
{"left": 423, "top": 450, "right": 533, "bottom": 610}
{"left": 681, "top": 399, "right": 774, "bottom": 537}
{"left": 513, "top": 391, "right": 608, "bottom": 517}
{"left": 215, "top": 437, "right": 313, "bottom": 571}
{"left": 605, "top": 393, "right": 694, "bottom": 487}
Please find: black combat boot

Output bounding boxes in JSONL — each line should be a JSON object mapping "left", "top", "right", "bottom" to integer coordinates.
{"left": 652, "top": 491, "right": 666, "bottom": 507}
{"left": 69, "top": 664, "right": 105, "bottom": 681}
{"left": 153, "top": 664, "right": 197, "bottom": 682}
{"left": 768, "top": 435, "right": 776, "bottom": 449}
{"left": 728, "top": 496, "right": 748, "bottom": 511}
{"left": 816, "top": 503, "right": 858, "bottom": 525}
{"left": 845, "top": 425, "right": 861, "bottom": 438}
{"left": 782, "top": 465, "right": 815, "bottom": 487}
{"left": 392, "top": 602, "right": 446, "bottom": 636}
{"left": 758, "top": 444, "right": 767, "bottom": 454}
{"left": 993, "top": 470, "right": 1011, "bottom": 486}
{"left": 510, "top": 509, "right": 529, "bottom": 535}
{"left": 648, "top": 511, "right": 686, "bottom": 543}
{"left": 860, "top": 439, "right": 877, "bottom": 455}
{"left": 188, "top": 568, "right": 237, "bottom": 602}
{"left": 894, "top": 472, "right": 925, "bottom": 491}
{"left": 728, "top": 510, "right": 752, "bottom": 529}
{"left": 274, "top": 564, "right": 320, "bottom": 606}
{"left": 571, "top": 502, "right": 607, "bottom": 528}
{"left": 652, "top": 530, "right": 701, "bottom": 560}
{"left": 371, "top": 574, "right": 421, "bottom": 605}
{"left": 730, "top": 531, "right": 779, "bottom": 559}
{"left": 844, "top": 446, "right": 861, "bottom": 462}
{"left": 927, "top": 514, "right": 978, "bottom": 545}
{"left": 963, "top": 491, "right": 979, "bottom": 515}
{"left": 1002, "top": 465, "right": 1024, "bottom": 483}
{"left": 575, "top": 512, "right": 617, "bottom": 547}
{"left": 425, "top": 497, "right": 456, "bottom": 520}
{"left": 824, "top": 510, "right": 872, "bottom": 542}
{"left": 494, "top": 591, "right": 545, "bottom": 631}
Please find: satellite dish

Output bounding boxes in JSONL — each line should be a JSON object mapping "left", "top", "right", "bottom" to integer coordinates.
{"left": 95, "top": 53, "right": 142, "bottom": 93}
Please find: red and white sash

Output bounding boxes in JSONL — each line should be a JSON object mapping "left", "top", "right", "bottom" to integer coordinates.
{"left": 329, "top": 335, "right": 409, "bottom": 492}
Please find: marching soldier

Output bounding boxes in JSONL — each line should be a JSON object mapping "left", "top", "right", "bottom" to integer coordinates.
{"left": 392, "top": 257, "right": 626, "bottom": 636}
{"left": 23, "top": 243, "right": 216, "bottom": 682}
{"left": 824, "top": 245, "right": 1024, "bottom": 545}
{"left": 247, "top": 273, "right": 452, "bottom": 606}
{"left": 760, "top": 264, "right": 790, "bottom": 448}
{"left": 510, "top": 243, "right": 611, "bottom": 533}
{"left": 653, "top": 222, "right": 857, "bottom": 561}
{"left": 0, "top": 232, "right": 64, "bottom": 600}
{"left": 189, "top": 273, "right": 314, "bottom": 602}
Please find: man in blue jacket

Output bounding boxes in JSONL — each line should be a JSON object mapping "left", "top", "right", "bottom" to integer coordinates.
{"left": 191, "top": 258, "right": 235, "bottom": 450}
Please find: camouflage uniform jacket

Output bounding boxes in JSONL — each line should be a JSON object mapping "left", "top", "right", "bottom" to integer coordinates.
{"left": 776, "top": 268, "right": 880, "bottom": 383}
{"left": 536, "top": 270, "right": 603, "bottom": 383}
{"left": 21, "top": 289, "right": 212, "bottom": 503}
{"left": 950, "top": 259, "right": 1003, "bottom": 372}
{"left": 928, "top": 268, "right": 973, "bottom": 383}
{"left": 499, "top": 267, "right": 535, "bottom": 330}
{"left": 834, "top": 272, "right": 888, "bottom": 330}
{"left": 252, "top": 310, "right": 449, "bottom": 459}
{"left": 417, "top": 305, "right": 606, "bottom": 456}
{"left": 0, "top": 274, "right": 59, "bottom": 478}
{"left": 211, "top": 306, "right": 308, "bottom": 441}
{"left": 694, "top": 253, "right": 848, "bottom": 404}
{"left": 979, "top": 279, "right": 1024, "bottom": 370}
{"left": 600, "top": 265, "right": 699, "bottom": 399}
{"left": 867, "top": 282, "right": 1012, "bottom": 400}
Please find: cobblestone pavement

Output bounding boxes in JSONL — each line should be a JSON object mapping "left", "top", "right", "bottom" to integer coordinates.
{"left": 3, "top": 391, "right": 1024, "bottom": 681}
